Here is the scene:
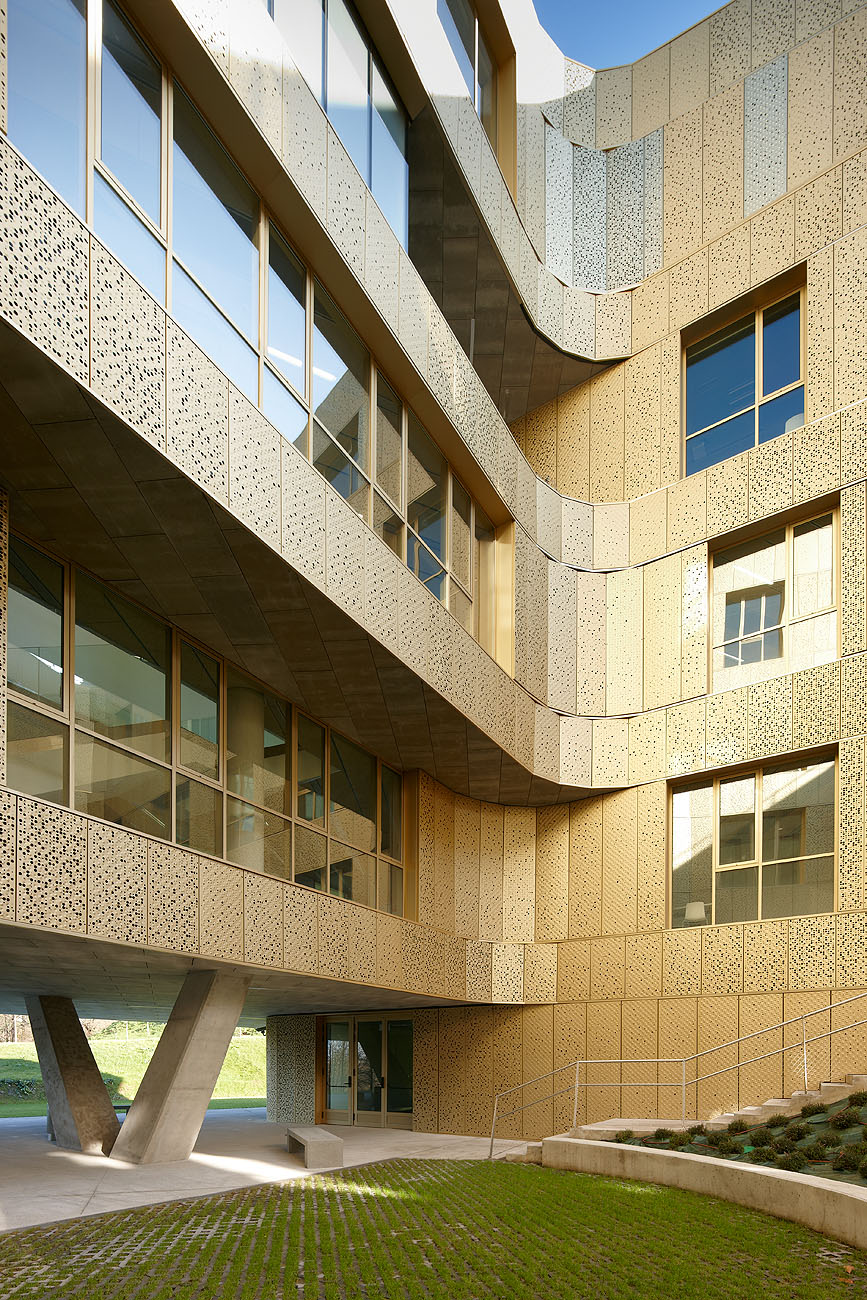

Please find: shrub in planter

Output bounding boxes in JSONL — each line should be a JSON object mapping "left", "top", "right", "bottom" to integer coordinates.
{"left": 858, "top": 1156, "right": 867, "bottom": 1180}
{"left": 687, "top": 1124, "right": 706, "bottom": 1137}
{"left": 653, "top": 1128, "right": 674, "bottom": 1140}
{"left": 832, "top": 1141, "right": 867, "bottom": 1172}
{"left": 810, "top": 1131, "right": 839, "bottom": 1149}
{"left": 784, "top": 1121, "right": 809, "bottom": 1141}
{"left": 748, "top": 1146, "right": 774, "bottom": 1163}
{"left": 614, "top": 1130, "right": 635, "bottom": 1142}
{"left": 829, "top": 1106, "right": 861, "bottom": 1130}
{"left": 775, "top": 1151, "right": 807, "bottom": 1172}
{"left": 669, "top": 1130, "right": 692, "bottom": 1148}
{"left": 848, "top": 1090, "right": 867, "bottom": 1108}
{"left": 765, "top": 1113, "right": 792, "bottom": 1128}
{"left": 750, "top": 1126, "right": 773, "bottom": 1146}
{"left": 711, "top": 1136, "right": 740, "bottom": 1155}
{"left": 800, "top": 1102, "right": 827, "bottom": 1117}
{"left": 727, "top": 1118, "right": 749, "bottom": 1134}
{"left": 771, "top": 1138, "right": 796, "bottom": 1155}
{"left": 803, "top": 1142, "right": 833, "bottom": 1162}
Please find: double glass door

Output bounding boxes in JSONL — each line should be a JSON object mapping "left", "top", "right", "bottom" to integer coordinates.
{"left": 324, "top": 1015, "right": 413, "bottom": 1127}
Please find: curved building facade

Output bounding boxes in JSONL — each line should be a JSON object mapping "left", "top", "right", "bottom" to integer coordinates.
{"left": 0, "top": 0, "right": 865, "bottom": 1156}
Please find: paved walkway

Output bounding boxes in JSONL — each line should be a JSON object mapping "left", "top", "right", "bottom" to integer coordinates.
{"left": 0, "top": 1110, "right": 527, "bottom": 1232}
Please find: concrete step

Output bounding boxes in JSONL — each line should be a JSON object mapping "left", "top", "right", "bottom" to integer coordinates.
{"left": 819, "top": 1082, "right": 852, "bottom": 1103}
{"left": 524, "top": 1142, "right": 543, "bottom": 1165}
{"left": 846, "top": 1075, "right": 867, "bottom": 1089}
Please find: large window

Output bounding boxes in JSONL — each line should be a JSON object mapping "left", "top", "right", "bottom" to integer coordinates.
{"left": 5, "top": 539, "right": 406, "bottom": 917}
{"left": 436, "top": 0, "right": 497, "bottom": 150}
{"left": 685, "top": 291, "right": 804, "bottom": 476}
{"left": 7, "top": 0, "right": 506, "bottom": 654}
{"left": 671, "top": 757, "right": 835, "bottom": 927}
{"left": 270, "top": 0, "right": 408, "bottom": 246}
{"left": 711, "top": 513, "right": 836, "bottom": 692}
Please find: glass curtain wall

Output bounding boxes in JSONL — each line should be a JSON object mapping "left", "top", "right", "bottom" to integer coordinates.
{"left": 5, "top": 537, "right": 406, "bottom": 917}
{"left": 271, "top": 0, "right": 409, "bottom": 246}
{"left": 6, "top": 0, "right": 503, "bottom": 652}
{"left": 436, "top": 0, "right": 497, "bottom": 150}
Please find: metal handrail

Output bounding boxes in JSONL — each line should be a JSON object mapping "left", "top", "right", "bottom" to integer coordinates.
{"left": 488, "top": 987, "right": 867, "bottom": 1158}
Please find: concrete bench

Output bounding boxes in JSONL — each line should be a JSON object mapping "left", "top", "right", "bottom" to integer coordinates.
{"left": 286, "top": 1125, "right": 344, "bottom": 1169}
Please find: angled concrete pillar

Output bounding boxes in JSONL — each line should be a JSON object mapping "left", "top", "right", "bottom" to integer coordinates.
{"left": 110, "top": 969, "right": 250, "bottom": 1165}
{"left": 25, "top": 996, "right": 120, "bottom": 1155}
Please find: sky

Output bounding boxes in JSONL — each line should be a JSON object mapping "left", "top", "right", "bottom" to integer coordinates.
{"left": 532, "top": 0, "right": 717, "bottom": 68}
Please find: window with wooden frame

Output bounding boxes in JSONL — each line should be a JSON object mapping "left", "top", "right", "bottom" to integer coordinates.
{"left": 711, "top": 511, "right": 837, "bottom": 692}
{"left": 670, "top": 756, "right": 836, "bottom": 929}
{"left": 685, "top": 289, "right": 805, "bottom": 476}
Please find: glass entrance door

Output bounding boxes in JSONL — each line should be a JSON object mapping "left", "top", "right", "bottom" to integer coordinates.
{"left": 324, "top": 1019, "right": 351, "bottom": 1124}
{"left": 321, "top": 1015, "right": 413, "bottom": 1127}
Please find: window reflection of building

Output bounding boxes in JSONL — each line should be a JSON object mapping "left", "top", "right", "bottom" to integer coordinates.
{"left": 5, "top": 536, "right": 406, "bottom": 918}
{"left": 672, "top": 758, "right": 836, "bottom": 928}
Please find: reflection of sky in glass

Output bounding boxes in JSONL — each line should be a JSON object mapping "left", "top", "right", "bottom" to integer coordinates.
{"left": 172, "top": 264, "right": 258, "bottom": 402}
{"left": 101, "top": 2, "right": 161, "bottom": 221}
{"left": 94, "top": 175, "right": 165, "bottom": 304}
{"left": 326, "top": 0, "right": 370, "bottom": 180}
{"left": 762, "top": 297, "right": 800, "bottom": 395}
{"left": 268, "top": 230, "right": 306, "bottom": 395}
{"left": 686, "top": 319, "right": 754, "bottom": 435}
{"left": 172, "top": 88, "right": 258, "bottom": 341}
{"left": 8, "top": 0, "right": 87, "bottom": 214}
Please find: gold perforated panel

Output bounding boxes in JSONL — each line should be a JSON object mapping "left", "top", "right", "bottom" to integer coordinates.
{"left": 836, "top": 913, "right": 867, "bottom": 989}
{"left": 199, "top": 859, "right": 243, "bottom": 960}
{"left": 792, "top": 661, "right": 840, "bottom": 749}
{"left": 831, "top": 988, "right": 867, "bottom": 1084}
{"left": 748, "top": 432, "right": 793, "bottom": 522}
{"left": 644, "top": 554, "right": 681, "bottom": 709}
{"left": 795, "top": 171, "right": 843, "bottom": 265}
{"left": 621, "top": 999, "right": 659, "bottom": 1117}
{"left": 376, "top": 913, "right": 403, "bottom": 988}
{"left": 590, "top": 935, "right": 626, "bottom": 1000}
{"left": 535, "top": 805, "right": 569, "bottom": 942}
{"left": 705, "top": 688, "right": 748, "bottom": 768}
{"left": 416, "top": 772, "right": 436, "bottom": 926}
{"left": 606, "top": 568, "right": 644, "bottom": 715}
{"left": 569, "top": 797, "right": 603, "bottom": 937}
{"left": 702, "top": 84, "right": 743, "bottom": 243}
{"left": 663, "top": 929, "right": 702, "bottom": 996}
{"left": 244, "top": 873, "right": 284, "bottom": 968}
{"left": 557, "top": 386, "right": 591, "bottom": 500}
{"left": 747, "top": 675, "right": 793, "bottom": 760}
{"left": 624, "top": 346, "right": 662, "bottom": 500}
{"left": 586, "top": 1001, "right": 622, "bottom": 1123}
{"left": 625, "top": 932, "right": 663, "bottom": 997}
{"left": 503, "top": 807, "right": 535, "bottom": 942}
{"left": 16, "top": 799, "right": 86, "bottom": 933}
{"left": 833, "top": 10, "right": 867, "bottom": 162}
{"left": 750, "top": 197, "right": 795, "bottom": 289}
{"left": 701, "top": 925, "right": 743, "bottom": 995}
{"left": 841, "top": 400, "right": 867, "bottom": 486}
{"left": 412, "top": 1009, "right": 438, "bottom": 1133}
{"left": 522, "top": 1005, "right": 555, "bottom": 1137}
{"left": 738, "top": 994, "right": 784, "bottom": 1110}
{"left": 666, "top": 699, "right": 706, "bottom": 776}
{"left": 492, "top": 1007, "right": 524, "bottom": 1139}
{"left": 433, "top": 783, "right": 456, "bottom": 934}
{"left": 437, "top": 1008, "right": 466, "bottom": 1135}
{"left": 658, "top": 997, "right": 697, "bottom": 1118}
{"left": 629, "top": 710, "right": 666, "bottom": 785}
{"left": 453, "top": 795, "right": 480, "bottom": 940}
{"left": 839, "top": 736, "right": 865, "bottom": 911}
{"left": 706, "top": 450, "right": 749, "bottom": 537}
{"left": 697, "top": 995, "right": 739, "bottom": 1118}
{"left": 743, "top": 920, "right": 787, "bottom": 993}
{"left": 669, "top": 250, "right": 709, "bottom": 334}
{"left": 557, "top": 939, "right": 591, "bottom": 1002}
{"left": 783, "top": 992, "right": 830, "bottom": 1095}
{"left": 589, "top": 367, "right": 625, "bottom": 502}
{"left": 0, "top": 792, "right": 15, "bottom": 922}
{"left": 602, "top": 790, "right": 637, "bottom": 920}
{"left": 630, "top": 492, "right": 667, "bottom": 566}
{"left": 663, "top": 106, "right": 702, "bottom": 267}
{"left": 841, "top": 484, "right": 867, "bottom": 656}
{"left": 592, "top": 718, "right": 629, "bottom": 787}
{"left": 709, "top": 227, "right": 751, "bottom": 314}
{"left": 788, "top": 914, "right": 835, "bottom": 990}
{"left": 807, "top": 247, "right": 835, "bottom": 421}
{"left": 681, "top": 546, "right": 708, "bottom": 700}
{"left": 788, "top": 30, "right": 834, "bottom": 188}
{"left": 842, "top": 655, "right": 867, "bottom": 739}
{"left": 148, "top": 843, "right": 198, "bottom": 954}
{"left": 492, "top": 943, "right": 524, "bottom": 1003}
{"left": 554, "top": 1003, "right": 587, "bottom": 1130}
{"left": 667, "top": 476, "right": 707, "bottom": 552}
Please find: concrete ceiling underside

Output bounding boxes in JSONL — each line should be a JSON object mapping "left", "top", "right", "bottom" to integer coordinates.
{"left": 0, "top": 923, "right": 462, "bottom": 1023}
{"left": 408, "top": 106, "right": 606, "bottom": 426}
{"left": 0, "top": 320, "right": 584, "bottom": 807}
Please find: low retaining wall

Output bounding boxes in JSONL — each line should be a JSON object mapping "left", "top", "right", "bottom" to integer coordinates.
{"left": 542, "top": 1138, "right": 867, "bottom": 1252}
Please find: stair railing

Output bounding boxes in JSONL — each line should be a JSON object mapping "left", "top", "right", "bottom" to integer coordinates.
{"left": 488, "top": 986, "right": 867, "bottom": 1159}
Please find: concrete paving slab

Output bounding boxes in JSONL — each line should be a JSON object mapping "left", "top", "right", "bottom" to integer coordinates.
{"left": 0, "top": 1109, "right": 527, "bottom": 1231}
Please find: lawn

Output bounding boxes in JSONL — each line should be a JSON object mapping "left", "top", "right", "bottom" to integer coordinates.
{"left": 0, "top": 1159, "right": 865, "bottom": 1299}
{"left": 0, "top": 1035, "right": 265, "bottom": 1117}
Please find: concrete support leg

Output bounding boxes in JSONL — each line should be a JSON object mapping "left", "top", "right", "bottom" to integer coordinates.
{"left": 110, "top": 969, "right": 250, "bottom": 1165}
{"left": 25, "top": 996, "right": 120, "bottom": 1156}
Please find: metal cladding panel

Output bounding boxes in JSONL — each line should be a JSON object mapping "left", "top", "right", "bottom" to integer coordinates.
{"left": 629, "top": 709, "right": 666, "bottom": 785}
{"left": 326, "top": 130, "right": 366, "bottom": 280}
{"left": 839, "top": 736, "right": 865, "bottom": 911}
{"left": 453, "top": 794, "right": 480, "bottom": 941}
{"left": 835, "top": 914, "right": 867, "bottom": 989}
{"left": 743, "top": 920, "right": 788, "bottom": 993}
{"left": 0, "top": 491, "right": 6, "bottom": 788}
{"left": 663, "top": 928, "right": 702, "bottom": 996}
{"left": 166, "top": 322, "right": 230, "bottom": 503}
{"left": 558, "top": 393, "right": 592, "bottom": 505}
{"left": 592, "top": 717, "right": 629, "bottom": 786}
{"left": 746, "top": 674, "right": 793, "bottom": 760}
{"left": 696, "top": 995, "right": 739, "bottom": 1118}
{"left": 831, "top": 988, "right": 867, "bottom": 1083}
{"left": 282, "top": 60, "right": 327, "bottom": 221}
{"left": 554, "top": 1002, "right": 587, "bottom": 1129}
{"left": 791, "top": 660, "right": 840, "bottom": 748}
{"left": 663, "top": 106, "right": 702, "bottom": 267}
{"left": 229, "top": 389, "right": 281, "bottom": 550}
{"left": 412, "top": 1009, "right": 439, "bottom": 1133}
{"left": 795, "top": 167, "right": 843, "bottom": 265}
{"left": 548, "top": 561, "right": 577, "bottom": 713}
{"left": 437, "top": 1007, "right": 466, "bottom": 1136}
{"left": 701, "top": 924, "right": 743, "bottom": 995}
{"left": 283, "top": 885, "right": 318, "bottom": 975}
{"left": 643, "top": 554, "right": 681, "bottom": 711}
{"left": 557, "top": 939, "right": 591, "bottom": 1001}
{"left": 266, "top": 1014, "right": 316, "bottom": 1125}
{"left": 502, "top": 807, "right": 535, "bottom": 942}
{"left": 514, "top": 526, "right": 548, "bottom": 704}
{"left": 86, "top": 823, "right": 147, "bottom": 945}
{"left": 535, "top": 804, "right": 569, "bottom": 942}
{"left": 643, "top": 130, "right": 664, "bottom": 278}
{"left": 842, "top": 151, "right": 867, "bottom": 237}
{"left": 465, "top": 940, "right": 492, "bottom": 1003}
{"left": 522, "top": 1005, "right": 555, "bottom": 1137}
{"left": 748, "top": 430, "right": 793, "bottom": 521}
{"left": 621, "top": 998, "right": 659, "bottom": 1117}
{"left": 793, "top": 412, "right": 840, "bottom": 504}
{"left": 345, "top": 904, "right": 377, "bottom": 984}
{"left": 243, "top": 873, "right": 284, "bottom": 968}
{"left": 706, "top": 688, "right": 748, "bottom": 768}
{"left": 317, "top": 895, "right": 348, "bottom": 980}
{"left": 16, "top": 799, "right": 87, "bottom": 933}
{"left": 709, "top": 225, "right": 752, "bottom": 311}
{"left": 491, "top": 943, "right": 524, "bottom": 1003}
{"left": 524, "top": 944, "right": 557, "bottom": 1004}
{"left": 834, "top": 227, "right": 867, "bottom": 410}
{"left": 572, "top": 146, "right": 607, "bottom": 292}
{"left": 788, "top": 30, "right": 834, "bottom": 188}
{"left": 585, "top": 1000, "right": 622, "bottom": 1123}
{"left": 842, "top": 652, "right": 867, "bottom": 737}
{"left": 702, "top": 84, "right": 744, "bottom": 243}
{"left": 478, "top": 802, "right": 504, "bottom": 942}
{"left": 376, "top": 914, "right": 403, "bottom": 989}
{"left": 625, "top": 345, "right": 663, "bottom": 501}
{"left": 752, "top": 0, "right": 796, "bottom": 65}
{"left": 670, "top": 20, "right": 710, "bottom": 120}
{"left": 667, "top": 474, "right": 707, "bottom": 551}
{"left": 806, "top": 247, "right": 835, "bottom": 422}
{"left": 433, "top": 783, "right": 456, "bottom": 935}
{"left": 681, "top": 546, "right": 708, "bottom": 700}
{"left": 788, "top": 914, "right": 835, "bottom": 989}
{"left": 564, "top": 60, "right": 596, "bottom": 147}
{"left": 595, "top": 287, "right": 632, "bottom": 358}
{"left": 630, "top": 491, "right": 667, "bottom": 566}
{"left": 833, "top": 9, "right": 867, "bottom": 162}
{"left": 631, "top": 46, "right": 670, "bottom": 138}
{"left": 228, "top": 0, "right": 282, "bottom": 154}
{"left": 595, "top": 64, "right": 632, "bottom": 151}
{"left": 631, "top": 272, "right": 669, "bottom": 353}
{"left": 625, "top": 933, "right": 663, "bottom": 997}
{"left": 600, "top": 789, "right": 638, "bottom": 937}
{"left": 569, "top": 797, "right": 603, "bottom": 938}
{"left": 710, "top": 0, "right": 752, "bottom": 96}
{"left": 637, "top": 781, "right": 667, "bottom": 931}
{"left": 744, "top": 57, "right": 788, "bottom": 217}
{"left": 783, "top": 992, "right": 830, "bottom": 1095}
{"left": 199, "top": 858, "right": 244, "bottom": 960}
{"left": 606, "top": 567, "right": 643, "bottom": 715}
{"left": 0, "top": 793, "right": 15, "bottom": 921}
{"left": 738, "top": 994, "right": 784, "bottom": 1110}
{"left": 607, "top": 139, "right": 645, "bottom": 289}
{"left": 364, "top": 198, "right": 400, "bottom": 336}
{"left": 750, "top": 195, "right": 796, "bottom": 285}
{"left": 576, "top": 570, "right": 606, "bottom": 715}
{"left": 658, "top": 996, "right": 697, "bottom": 1118}
{"left": 589, "top": 366, "right": 625, "bottom": 502}
{"left": 546, "top": 123, "right": 574, "bottom": 285}
{"left": 464, "top": 1007, "right": 495, "bottom": 1137}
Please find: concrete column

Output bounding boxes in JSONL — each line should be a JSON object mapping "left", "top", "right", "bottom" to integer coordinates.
{"left": 25, "top": 996, "right": 120, "bottom": 1155}
{"left": 110, "top": 969, "right": 250, "bottom": 1165}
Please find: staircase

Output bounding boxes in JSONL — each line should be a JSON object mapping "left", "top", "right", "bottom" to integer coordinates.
{"left": 703, "top": 1073, "right": 867, "bottom": 1130}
